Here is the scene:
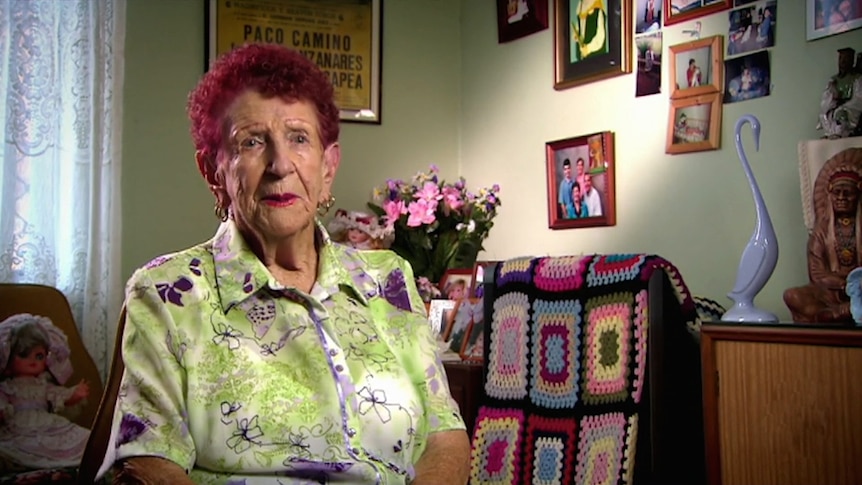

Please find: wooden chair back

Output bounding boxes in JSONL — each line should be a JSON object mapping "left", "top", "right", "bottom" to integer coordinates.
{"left": 0, "top": 283, "right": 104, "bottom": 429}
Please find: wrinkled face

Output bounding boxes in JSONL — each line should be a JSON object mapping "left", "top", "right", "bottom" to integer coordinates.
{"left": 203, "top": 91, "right": 339, "bottom": 243}
{"left": 10, "top": 345, "right": 48, "bottom": 378}
{"left": 830, "top": 180, "right": 860, "bottom": 215}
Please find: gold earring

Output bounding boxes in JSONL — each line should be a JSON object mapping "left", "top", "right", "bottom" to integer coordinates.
{"left": 317, "top": 194, "right": 335, "bottom": 216}
{"left": 214, "top": 203, "right": 228, "bottom": 222}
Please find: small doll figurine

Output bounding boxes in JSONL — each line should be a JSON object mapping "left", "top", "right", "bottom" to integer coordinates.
{"left": 327, "top": 209, "right": 394, "bottom": 250}
{"left": 0, "top": 313, "right": 91, "bottom": 469}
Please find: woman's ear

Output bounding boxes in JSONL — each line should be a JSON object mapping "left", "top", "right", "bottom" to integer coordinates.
{"left": 322, "top": 142, "right": 341, "bottom": 189}
{"left": 196, "top": 150, "right": 224, "bottom": 188}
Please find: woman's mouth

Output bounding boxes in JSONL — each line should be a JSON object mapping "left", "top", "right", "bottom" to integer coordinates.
{"left": 262, "top": 193, "right": 298, "bottom": 207}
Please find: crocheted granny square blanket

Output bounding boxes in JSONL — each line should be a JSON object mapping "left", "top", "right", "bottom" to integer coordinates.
{"left": 468, "top": 254, "right": 699, "bottom": 485}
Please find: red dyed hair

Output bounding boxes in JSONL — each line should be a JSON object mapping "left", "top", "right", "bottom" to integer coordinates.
{"left": 187, "top": 43, "right": 340, "bottom": 171}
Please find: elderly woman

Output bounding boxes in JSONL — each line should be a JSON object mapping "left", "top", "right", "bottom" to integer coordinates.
{"left": 95, "top": 44, "right": 469, "bottom": 484}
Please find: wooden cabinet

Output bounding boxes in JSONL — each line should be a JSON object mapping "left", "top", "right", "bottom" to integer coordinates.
{"left": 443, "top": 361, "right": 483, "bottom": 435}
{"left": 701, "top": 323, "right": 862, "bottom": 485}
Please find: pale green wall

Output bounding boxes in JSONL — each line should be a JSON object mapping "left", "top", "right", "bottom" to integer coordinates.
{"left": 458, "top": 2, "right": 862, "bottom": 320}
{"left": 121, "top": 0, "right": 462, "bottom": 280}
{"left": 124, "top": 0, "right": 862, "bottom": 320}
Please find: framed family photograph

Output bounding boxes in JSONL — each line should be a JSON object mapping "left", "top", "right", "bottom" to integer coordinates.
{"left": 545, "top": 131, "right": 617, "bottom": 230}
{"left": 440, "top": 298, "right": 484, "bottom": 358}
{"left": 206, "top": 0, "right": 383, "bottom": 124}
{"left": 553, "top": 0, "right": 633, "bottom": 90}
{"left": 459, "top": 303, "right": 486, "bottom": 363}
{"left": 439, "top": 269, "right": 473, "bottom": 300}
{"left": 807, "top": 0, "right": 862, "bottom": 40}
{"left": 664, "top": 0, "right": 731, "bottom": 26}
{"left": 427, "top": 299, "right": 457, "bottom": 338}
{"left": 669, "top": 35, "right": 723, "bottom": 99}
{"left": 666, "top": 93, "right": 722, "bottom": 154}
{"left": 724, "top": 50, "right": 771, "bottom": 103}
{"left": 497, "top": 0, "right": 549, "bottom": 43}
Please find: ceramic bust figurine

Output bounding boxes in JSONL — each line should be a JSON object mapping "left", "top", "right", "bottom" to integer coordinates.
{"left": 326, "top": 209, "right": 393, "bottom": 250}
{"left": 817, "top": 47, "right": 862, "bottom": 139}
{"left": 784, "top": 148, "right": 862, "bottom": 323}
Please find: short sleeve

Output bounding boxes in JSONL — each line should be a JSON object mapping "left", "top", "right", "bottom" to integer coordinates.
{"left": 99, "top": 270, "right": 195, "bottom": 476}
{"left": 388, "top": 258, "right": 466, "bottom": 446}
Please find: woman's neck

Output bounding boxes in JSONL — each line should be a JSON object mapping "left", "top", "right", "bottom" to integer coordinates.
{"left": 242, "top": 223, "right": 321, "bottom": 292}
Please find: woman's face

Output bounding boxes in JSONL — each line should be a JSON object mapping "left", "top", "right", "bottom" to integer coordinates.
{"left": 206, "top": 90, "right": 340, "bottom": 242}
{"left": 10, "top": 345, "right": 48, "bottom": 378}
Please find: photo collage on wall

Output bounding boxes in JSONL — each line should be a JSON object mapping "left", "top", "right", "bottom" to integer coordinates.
{"left": 635, "top": 0, "right": 663, "bottom": 97}
{"left": 724, "top": 0, "right": 777, "bottom": 103}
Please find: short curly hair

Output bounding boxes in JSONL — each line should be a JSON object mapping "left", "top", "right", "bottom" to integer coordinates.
{"left": 187, "top": 43, "right": 340, "bottom": 172}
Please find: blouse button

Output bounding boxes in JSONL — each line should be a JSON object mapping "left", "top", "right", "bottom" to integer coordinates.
{"left": 329, "top": 349, "right": 337, "bottom": 357}
{"left": 351, "top": 447, "right": 360, "bottom": 455}
{"left": 347, "top": 428, "right": 356, "bottom": 437}
{"left": 335, "top": 364, "right": 344, "bottom": 372}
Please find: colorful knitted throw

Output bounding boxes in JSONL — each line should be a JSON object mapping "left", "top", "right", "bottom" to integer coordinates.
{"left": 468, "top": 254, "right": 700, "bottom": 485}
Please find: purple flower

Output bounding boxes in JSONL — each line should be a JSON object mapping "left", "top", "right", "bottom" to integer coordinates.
{"left": 189, "top": 258, "right": 202, "bottom": 276}
{"left": 118, "top": 413, "right": 148, "bottom": 446}
{"left": 382, "top": 269, "right": 411, "bottom": 311}
{"left": 156, "top": 276, "right": 193, "bottom": 306}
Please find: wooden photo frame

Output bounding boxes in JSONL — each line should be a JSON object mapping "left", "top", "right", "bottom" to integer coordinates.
{"left": 666, "top": 93, "right": 722, "bottom": 154}
{"left": 439, "top": 269, "right": 473, "bottom": 301}
{"left": 546, "top": 131, "right": 617, "bottom": 230}
{"left": 807, "top": 0, "right": 862, "bottom": 40}
{"left": 669, "top": 35, "right": 723, "bottom": 99}
{"left": 664, "top": 0, "right": 731, "bottom": 27}
{"left": 497, "top": 0, "right": 549, "bottom": 43}
{"left": 553, "top": 0, "right": 633, "bottom": 90}
{"left": 427, "top": 299, "right": 457, "bottom": 339}
{"left": 440, "top": 298, "right": 483, "bottom": 357}
{"left": 205, "top": 0, "right": 383, "bottom": 124}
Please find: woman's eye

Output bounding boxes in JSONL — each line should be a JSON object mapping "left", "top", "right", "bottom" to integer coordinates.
{"left": 288, "top": 132, "right": 309, "bottom": 145}
{"left": 35, "top": 353, "right": 45, "bottom": 361}
{"left": 239, "top": 136, "right": 264, "bottom": 149}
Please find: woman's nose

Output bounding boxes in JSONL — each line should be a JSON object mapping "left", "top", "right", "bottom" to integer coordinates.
{"left": 266, "top": 142, "right": 297, "bottom": 177}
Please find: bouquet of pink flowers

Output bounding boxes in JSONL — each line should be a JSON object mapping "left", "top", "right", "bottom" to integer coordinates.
{"left": 368, "top": 165, "right": 501, "bottom": 286}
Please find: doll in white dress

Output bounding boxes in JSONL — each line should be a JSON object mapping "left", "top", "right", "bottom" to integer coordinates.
{"left": 0, "top": 313, "right": 91, "bottom": 469}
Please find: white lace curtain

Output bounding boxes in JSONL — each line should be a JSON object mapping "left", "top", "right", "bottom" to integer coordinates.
{"left": 0, "top": 0, "right": 125, "bottom": 377}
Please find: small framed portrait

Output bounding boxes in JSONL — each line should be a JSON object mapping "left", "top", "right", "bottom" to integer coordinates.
{"left": 553, "top": 0, "right": 633, "bottom": 90}
{"left": 459, "top": 303, "right": 486, "bottom": 363}
{"left": 441, "top": 298, "right": 483, "bottom": 356}
{"left": 470, "top": 261, "right": 500, "bottom": 298}
{"left": 807, "top": 0, "right": 862, "bottom": 41}
{"left": 669, "top": 35, "right": 723, "bottom": 99}
{"left": 496, "top": 0, "right": 549, "bottom": 43}
{"left": 666, "top": 93, "right": 722, "bottom": 154}
{"left": 636, "top": 0, "right": 663, "bottom": 34}
{"left": 664, "top": 0, "right": 732, "bottom": 27}
{"left": 727, "top": 1, "right": 776, "bottom": 56}
{"left": 439, "top": 269, "right": 473, "bottom": 301}
{"left": 427, "top": 299, "right": 457, "bottom": 339}
{"left": 723, "top": 50, "right": 771, "bottom": 104}
{"left": 545, "top": 131, "right": 617, "bottom": 230}
{"left": 635, "top": 32, "right": 663, "bottom": 98}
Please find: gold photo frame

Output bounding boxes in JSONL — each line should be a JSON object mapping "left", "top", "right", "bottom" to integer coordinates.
{"left": 666, "top": 93, "right": 722, "bottom": 155}
{"left": 669, "top": 35, "right": 723, "bottom": 99}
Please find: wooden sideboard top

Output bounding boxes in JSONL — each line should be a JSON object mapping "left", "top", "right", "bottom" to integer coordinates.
{"left": 701, "top": 321, "right": 862, "bottom": 347}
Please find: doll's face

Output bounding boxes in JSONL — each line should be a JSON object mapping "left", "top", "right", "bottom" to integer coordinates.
{"left": 9, "top": 345, "right": 48, "bottom": 378}
{"left": 347, "top": 228, "right": 370, "bottom": 244}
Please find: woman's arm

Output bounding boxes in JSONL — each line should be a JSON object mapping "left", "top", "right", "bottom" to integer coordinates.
{"left": 410, "top": 429, "right": 470, "bottom": 485}
{"left": 112, "top": 456, "right": 194, "bottom": 485}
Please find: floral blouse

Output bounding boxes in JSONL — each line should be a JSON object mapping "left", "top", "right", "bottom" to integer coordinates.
{"left": 96, "top": 221, "right": 465, "bottom": 484}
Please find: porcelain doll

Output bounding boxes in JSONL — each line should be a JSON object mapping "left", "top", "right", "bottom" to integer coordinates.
{"left": 0, "top": 313, "right": 91, "bottom": 469}
{"left": 326, "top": 209, "right": 394, "bottom": 250}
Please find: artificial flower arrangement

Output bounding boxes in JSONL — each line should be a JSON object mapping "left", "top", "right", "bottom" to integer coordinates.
{"left": 367, "top": 164, "right": 501, "bottom": 291}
